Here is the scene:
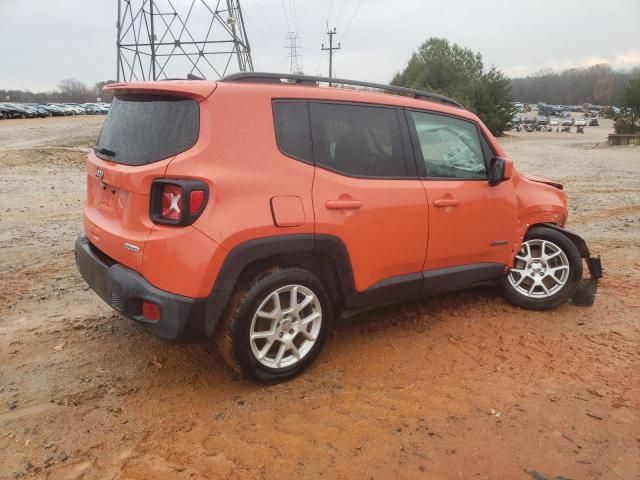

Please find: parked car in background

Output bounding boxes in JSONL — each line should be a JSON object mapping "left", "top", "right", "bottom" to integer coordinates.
{"left": 0, "top": 106, "right": 9, "bottom": 119}
{"left": 39, "top": 104, "right": 66, "bottom": 116}
{"left": 63, "top": 104, "right": 86, "bottom": 115}
{"left": 589, "top": 117, "right": 599, "bottom": 126}
{"left": 48, "top": 103, "right": 74, "bottom": 115}
{"left": 562, "top": 117, "right": 574, "bottom": 126}
{"left": 0, "top": 103, "right": 36, "bottom": 118}
{"left": 28, "top": 105, "right": 51, "bottom": 118}
{"left": 81, "top": 103, "right": 104, "bottom": 115}
{"left": 537, "top": 116, "right": 549, "bottom": 125}
{"left": 96, "top": 103, "right": 111, "bottom": 114}
{"left": 575, "top": 118, "right": 586, "bottom": 127}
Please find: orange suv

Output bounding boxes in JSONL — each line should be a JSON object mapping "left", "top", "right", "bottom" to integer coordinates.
{"left": 75, "top": 73, "right": 602, "bottom": 381}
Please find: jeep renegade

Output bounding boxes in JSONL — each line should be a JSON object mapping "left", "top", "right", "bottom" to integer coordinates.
{"left": 75, "top": 73, "right": 602, "bottom": 381}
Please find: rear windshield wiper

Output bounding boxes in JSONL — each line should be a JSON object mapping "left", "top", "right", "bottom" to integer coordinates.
{"left": 93, "top": 146, "right": 116, "bottom": 157}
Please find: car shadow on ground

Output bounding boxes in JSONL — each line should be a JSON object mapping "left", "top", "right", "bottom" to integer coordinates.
{"left": 78, "top": 284, "right": 507, "bottom": 390}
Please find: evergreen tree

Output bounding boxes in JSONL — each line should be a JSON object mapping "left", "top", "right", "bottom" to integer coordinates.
{"left": 392, "top": 37, "right": 515, "bottom": 135}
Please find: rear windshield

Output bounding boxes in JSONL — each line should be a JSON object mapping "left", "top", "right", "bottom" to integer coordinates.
{"left": 96, "top": 94, "right": 199, "bottom": 165}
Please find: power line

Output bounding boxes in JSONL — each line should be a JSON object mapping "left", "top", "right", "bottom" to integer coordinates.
{"left": 288, "top": 0, "right": 298, "bottom": 31}
{"left": 248, "top": 0, "right": 277, "bottom": 38}
{"left": 327, "top": 0, "right": 335, "bottom": 23}
{"left": 341, "top": 0, "right": 363, "bottom": 41}
{"left": 334, "top": 0, "right": 348, "bottom": 30}
{"left": 242, "top": 8, "right": 281, "bottom": 66}
{"left": 280, "top": 0, "right": 291, "bottom": 31}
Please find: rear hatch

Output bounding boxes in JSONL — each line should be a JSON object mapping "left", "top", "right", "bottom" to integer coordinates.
{"left": 84, "top": 82, "right": 214, "bottom": 272}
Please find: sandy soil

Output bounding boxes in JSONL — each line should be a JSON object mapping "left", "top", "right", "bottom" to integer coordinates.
{"left": 0, "top": 115, "right": 639, "bottom": 480}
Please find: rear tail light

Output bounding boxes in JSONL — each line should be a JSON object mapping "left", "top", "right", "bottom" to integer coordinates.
{"left": 151, "top": 179, "right": 208, "bottom": 226}
{"left": 161, "top": 185, "right": 183, "bottom": 220}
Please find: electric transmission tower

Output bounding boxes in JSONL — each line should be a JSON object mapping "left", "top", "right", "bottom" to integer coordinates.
{"left": 285, "top": 32, "right": 302, "bottom": 74}
{"left": 116, "top": 0, "right": 254, "bottom": 82}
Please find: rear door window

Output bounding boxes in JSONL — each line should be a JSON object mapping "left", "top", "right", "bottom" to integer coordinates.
{"left": 96, "top": 94, "right": 199, "bottom": 165}
{"left": 272, "top": 100, "right": 313, "bottom": 163}
{"left": 309, "top": 102, "right": 407, "bottom": 178}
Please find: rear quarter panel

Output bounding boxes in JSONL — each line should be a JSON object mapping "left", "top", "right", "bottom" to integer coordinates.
{"left": 164, "top": 83, "right": 316, "bottom": 253}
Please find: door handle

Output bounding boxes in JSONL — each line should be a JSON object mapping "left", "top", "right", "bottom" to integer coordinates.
{"left": 433, "top": 198, "right": 460, "bottom": 207}
{"left": 325, "top": 199, "right": 363, "bottom": 210}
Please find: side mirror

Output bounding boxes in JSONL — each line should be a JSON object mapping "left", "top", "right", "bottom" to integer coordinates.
{"left": 488, "top": 157, "right": 512, "bottom": 186}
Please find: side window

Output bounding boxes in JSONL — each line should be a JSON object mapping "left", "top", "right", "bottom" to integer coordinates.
{"left": 479, "top": 131, "right": 495, "bottom": 160}
{"left": 310, "top": 102, "right": 406, "bottom": 177}
{"left": 409, "top": 111, "right": 487, "bottom": 179}
{"left": 273, "top": 100, "right": 313, "bottom": 163}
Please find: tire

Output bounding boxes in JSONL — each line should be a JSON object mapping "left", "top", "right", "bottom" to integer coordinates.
{"left": 502, "top": 226, "right": 582, "bottom": 310}
{"left": 217, "top": 267, "right": 333, "bottom": 382}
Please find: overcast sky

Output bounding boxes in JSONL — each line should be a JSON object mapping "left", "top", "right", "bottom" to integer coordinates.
{"left": 1, "top": 0, "right": 639, "bottom": 91}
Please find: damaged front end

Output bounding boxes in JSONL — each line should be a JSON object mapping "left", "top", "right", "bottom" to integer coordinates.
{"left": 543, "top": 223, "right": 603, "bottom": 306}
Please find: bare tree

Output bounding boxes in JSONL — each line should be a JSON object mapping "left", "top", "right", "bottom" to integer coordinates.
{"left": 57, "top": 79, "right": 92, "bottom": 102}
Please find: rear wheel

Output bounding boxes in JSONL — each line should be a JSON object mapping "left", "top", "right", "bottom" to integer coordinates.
{"left": 217, "top": 268, "right": 333, "bottom": 382}
{"left": 502, "top": 226, "right": 582, "bottom": 310}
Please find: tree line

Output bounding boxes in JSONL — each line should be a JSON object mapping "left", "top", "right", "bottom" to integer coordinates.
{"left": 510, "top": 65, "right": 640, "bottom": 106}
{"left": 392, "top": 37, "right": 640, "bottom": 134}
{"left": 0, "top": 79, "right": 115, "bottom": 104}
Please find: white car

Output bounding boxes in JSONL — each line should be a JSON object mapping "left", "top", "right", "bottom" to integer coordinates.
{"left": 575, "top": 119, "right": 587, "bottom": 127}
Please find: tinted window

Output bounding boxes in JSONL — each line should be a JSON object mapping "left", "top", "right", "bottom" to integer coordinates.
{"left": 410, "top": 111, "right": 486, "bottom": 179}
{"left": 310, "top": 102, "right": 406, "bottom": 177}
{"left": 96, "top": 95, "right": 199, "bottom": 166}
{"left": 273, "top": 100, "right": 313, "bottom": 163}
{"left": 479, "top": 132, "right": 495, "bottom": 159}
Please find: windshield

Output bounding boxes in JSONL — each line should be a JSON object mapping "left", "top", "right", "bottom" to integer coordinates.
{"left": 95, "top": 94, "right": 199, "bottom": 166}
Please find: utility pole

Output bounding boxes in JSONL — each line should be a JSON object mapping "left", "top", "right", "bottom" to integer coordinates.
{"left": 285, "top": 32, "right": 302, "bottom": 74}
{"left": 321, "top": 26, "right": 341, "bottom": 84}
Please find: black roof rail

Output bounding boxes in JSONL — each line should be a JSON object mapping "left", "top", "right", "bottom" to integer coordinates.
{"left": 221, "top": 72, "right": 464, "bottom": 109}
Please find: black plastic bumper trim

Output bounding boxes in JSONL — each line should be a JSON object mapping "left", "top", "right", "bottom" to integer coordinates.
{"left": 74, "top": 234, "right": 208, "bottom": 340}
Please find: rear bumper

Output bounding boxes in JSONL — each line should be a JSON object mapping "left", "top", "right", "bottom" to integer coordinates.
{"left": 74, "top": 234, "right": 208, "bottom": 341}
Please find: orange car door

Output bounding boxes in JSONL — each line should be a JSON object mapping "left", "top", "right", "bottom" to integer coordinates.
{"left": 405, "top": 110, "right": 518, "bottom": 272}
{"left": 310, "top": 101, "right": 429, "bottom": 294}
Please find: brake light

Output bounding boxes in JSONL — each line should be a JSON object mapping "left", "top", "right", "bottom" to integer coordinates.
{"left": 189, "top": 190, "right": 205, "bottom": 214}
{"left": 150, "top": 179, "right": 209, "bottom": 226}
{"left": 161, "top": 185, "right": 183, "bottom": 220}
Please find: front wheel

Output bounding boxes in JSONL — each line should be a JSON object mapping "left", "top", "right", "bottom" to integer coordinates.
{"left": 217, "top": 268, "right": 333, "bottom": 382}
{"left": 502, "top": 226, "right": 582, "bottom": 310}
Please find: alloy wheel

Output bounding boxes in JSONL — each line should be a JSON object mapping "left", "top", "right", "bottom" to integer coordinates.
{"left": 249, "top": 284, "right": 322, "bottom": 369}
{"left": 508, "top": 239, "right": 570, "bottom": 298}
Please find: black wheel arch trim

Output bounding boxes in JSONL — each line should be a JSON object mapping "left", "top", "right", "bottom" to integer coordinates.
{"left": 537, "top": 223, "right": 603, "bottom": 306}
{"left": 539, "top": 223, "right": 602, "bottom": 279}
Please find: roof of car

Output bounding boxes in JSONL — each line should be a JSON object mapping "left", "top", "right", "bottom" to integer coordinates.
{"left": 215, "top": 80, "right": 486, "bottom": 129}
